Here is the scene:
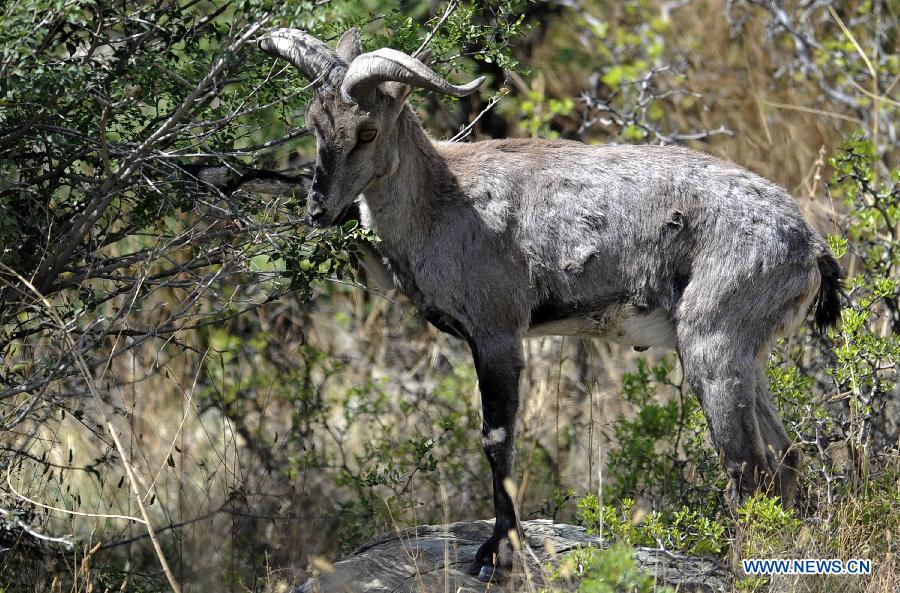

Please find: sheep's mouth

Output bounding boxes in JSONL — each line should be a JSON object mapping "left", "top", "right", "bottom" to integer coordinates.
{"left": 307, "top": 209, "right": 330, "bottom": 228}
{"left": 307, "top": 202, "right": 357, "bottom": 229}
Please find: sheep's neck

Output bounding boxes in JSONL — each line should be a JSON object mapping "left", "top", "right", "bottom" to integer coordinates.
{"left": 361, "top": 107, "right": 450, "bottom": 255}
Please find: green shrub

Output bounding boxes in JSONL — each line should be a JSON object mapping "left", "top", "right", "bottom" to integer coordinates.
{"left": 549, "top": 544, "right": 674, "bottom": 593}
{"left": 577, "top": 495, "right": 727, "bottom": 556}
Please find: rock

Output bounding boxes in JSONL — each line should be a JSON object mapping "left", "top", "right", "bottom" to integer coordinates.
{"left": 296, "top": 519, "right": 733, "bottom": 592}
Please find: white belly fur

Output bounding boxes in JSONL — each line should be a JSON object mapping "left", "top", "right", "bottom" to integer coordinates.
{"left": 525, "top": 304, "right": 677, "bottom": 349}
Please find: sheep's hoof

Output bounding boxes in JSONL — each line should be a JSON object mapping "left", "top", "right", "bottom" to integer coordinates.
{"left": 466, "top": 558, "right": 485, "bottom": 576}
{"left": 467, "top": 559, "right": 504, "bottom": 583}
{"left": 477, "top": 563, "right": 502, "bottom": 582}
{"left": 467, "top": 535, "right": 511, "bottom": 582}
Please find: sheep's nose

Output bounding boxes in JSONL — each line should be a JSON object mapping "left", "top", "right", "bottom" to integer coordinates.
{"left": 306, "top": 190, "right": 327, "bottom": 227}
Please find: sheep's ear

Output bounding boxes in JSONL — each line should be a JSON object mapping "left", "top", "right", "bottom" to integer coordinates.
{"left": 415, "top": 48, "right": 432, "bottom": 65}
{"left": 382, "top": 81, "right": 413, "bottom": 107}
{"left": 336, "top": 27, "right": 362, "bottom": 62}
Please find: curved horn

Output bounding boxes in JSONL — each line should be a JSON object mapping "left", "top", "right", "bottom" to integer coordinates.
{"left": 258, "top": 29, "right": 346, "bottom": 87}
{"left": 341, "top": 48, "right": 485, "bottom": 103}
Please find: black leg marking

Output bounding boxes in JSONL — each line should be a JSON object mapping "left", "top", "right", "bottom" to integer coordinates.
{"left": 466, "top": 335, "right": 523, "bottom": 581}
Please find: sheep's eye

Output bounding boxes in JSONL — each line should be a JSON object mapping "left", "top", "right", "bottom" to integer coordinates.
{"left": 359, "top": 129, "right": 377, "bottom": 143}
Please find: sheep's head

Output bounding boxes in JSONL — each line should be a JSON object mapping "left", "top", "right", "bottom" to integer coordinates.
{"left": 259, "top": 28, "right": 485, "bottom": 227}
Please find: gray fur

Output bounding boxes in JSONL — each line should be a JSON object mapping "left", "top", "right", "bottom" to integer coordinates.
{"left": 260, "top": 30, "right": 842, "bottom": 578}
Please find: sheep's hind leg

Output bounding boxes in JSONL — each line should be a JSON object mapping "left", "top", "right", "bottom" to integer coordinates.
{"left": 753, "top": 364, "right": 801, "bottom": 505}
{"left": 466, "top": 334, "right": 523, "bottom": 582}
{"left": 674, "top": 253, "right": 814, "bottom": 504}
{"left": 677, "top": 327, "right": 775, "bottom": 503}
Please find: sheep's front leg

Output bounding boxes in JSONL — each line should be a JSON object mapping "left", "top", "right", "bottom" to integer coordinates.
{"left": 467, "top": 334, "right": 523, "bottom": 582}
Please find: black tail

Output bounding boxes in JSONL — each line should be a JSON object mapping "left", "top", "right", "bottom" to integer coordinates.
{"left": 814, "top": 250, "right": 844, "bottom": 331}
